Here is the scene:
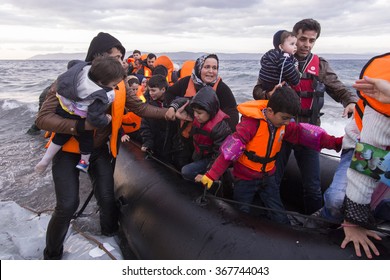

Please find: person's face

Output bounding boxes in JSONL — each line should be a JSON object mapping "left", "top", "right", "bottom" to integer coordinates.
{"left": 265, "top": 108, "right": 293, "bottom": 128}
{"left": 128, "top": 82, "right": 139, "bottom": 94}
{"left": 200, "top": 58, "right": 218, "bottom": 84}
{"left": 193, "top": 108, "right": 210, "bottom": 124}
{"left": 147, "top": 57, "right": 156, "bottom": 69}
{"left": 133, "top": 53, "right": 141, "bottom": 60}
{"left": 280, "top": 36, "right": 297, "bottom": 55}
{"left": 149, "top": 87, "right": 165, "bottom": 101}
{"left": 109, "top": 47, "right": 129, "bottom": 71}
{"left": 141, "top": 79, "right": 147, "bottom": 90}
{"left": 295, "top": 29, "right": 318, "bottom": 58}
{"left": 103, "top": 77, "right": 123, "bottom": 90}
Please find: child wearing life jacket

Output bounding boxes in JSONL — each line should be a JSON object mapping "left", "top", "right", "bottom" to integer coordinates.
{"left": 139, "top": 74, "right": 171, "bottom": 162}
{"left": 120, "top": 76, "right": 146, "bottom": 143}
{"left": 195, "top": 86, "right": 342, "bottom": 224}
{"left": 181, "top": 86, "right": 232, "bottom": 181}
{"left": 258, "top": 30, "right": 300, "bottom": 91}
{"left": 35, "top": 55, "right": 126, "bottom": 173}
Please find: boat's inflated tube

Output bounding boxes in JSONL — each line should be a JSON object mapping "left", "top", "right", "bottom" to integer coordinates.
{"left": 114, "top": 141, "right": 390, "bottom": 259}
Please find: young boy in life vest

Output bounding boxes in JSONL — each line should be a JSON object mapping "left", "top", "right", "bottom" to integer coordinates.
{"left": 35, "top": 55, "right": 126, "bottom": 174}
{"left": 120, "top": 76, "right": 146, "bottom": 143}
{"left": 195, "top": 86, "right": 343, "bottom": 224}
{"left": 181, "top": 86, "right": 232, "bottom": 181}
{"left": 140, "top": 74, "right": 171, "bottom": 162}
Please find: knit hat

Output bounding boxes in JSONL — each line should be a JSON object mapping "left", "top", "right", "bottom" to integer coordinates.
{"left": 273, "top": 30, "right": 287, "bottom": 49}
{"left": 85, "top": 32, "right": 126, "bottom": 62}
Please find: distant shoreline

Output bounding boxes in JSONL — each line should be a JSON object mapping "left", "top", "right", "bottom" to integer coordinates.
{"left": 22, "top": 51, "right": 376, "bottom": 61}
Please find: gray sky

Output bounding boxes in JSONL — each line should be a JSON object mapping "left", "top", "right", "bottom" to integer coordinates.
{"left": 1, "top": 0, "right": 389, "bottom": 59}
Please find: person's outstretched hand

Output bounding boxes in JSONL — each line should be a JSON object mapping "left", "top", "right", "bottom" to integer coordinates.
{"left": 340, "top": 221, "right": 382, "bottom": 259}
{"left": 268, "top": 81, "right": 285, "bottom": 97}
{"left": 175, "top": 100, "right": 193, "bottom": 121}
{"left": 342, "top": 103, "right": 356, "bottom": 118}
{"left": 353, "top": 76, "right": 390, "bottom": 104}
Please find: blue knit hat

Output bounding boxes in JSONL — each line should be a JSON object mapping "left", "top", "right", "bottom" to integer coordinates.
{"left": 273, "top": 30, "right": 287, "bottom": 49}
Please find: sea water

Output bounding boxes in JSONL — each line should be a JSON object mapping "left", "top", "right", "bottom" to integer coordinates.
{"left": 0, "top": 58, "right": 367, "bottom": 258}
{"left": 0, "top": 58, "right": 367, "bottom": 204}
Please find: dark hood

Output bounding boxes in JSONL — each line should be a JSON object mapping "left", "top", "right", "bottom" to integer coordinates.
{"left": 85, "top": 32, "right": 126, "bottom": 62}
{"left": 190, "top": 86, "right": 220, "bottom": 119}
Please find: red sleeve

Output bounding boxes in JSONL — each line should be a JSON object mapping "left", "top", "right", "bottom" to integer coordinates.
{"left": 283, "top": 122, "right": 300, "bottom": 144}
{"left": 206, "top": 116, "right": 258, "bottom": 180}
{"left": 234, "top": 116, "right": 259, "bottom": 144}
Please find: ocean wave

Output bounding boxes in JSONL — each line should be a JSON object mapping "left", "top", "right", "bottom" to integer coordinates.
{"left": 0, "top": 99, "right": 38, "bottom": 113}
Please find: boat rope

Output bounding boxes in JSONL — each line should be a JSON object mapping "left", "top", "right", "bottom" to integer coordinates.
{"left": 71, "top": 221, "right": 117, "bottom": 260}
{"left": 128, "top": 139, "right": 182, "bottom": 175}
{"left": 19, "top": 204, "right": 54, "bottom": 217}
{"left": 204, "top": 192, "right": 390, "bottom": 234}
{"left": 128, "top": 139, "right": 390, "bottom": 235}
{"left": 72, "top": 189, "right": 95, "bottom": 219}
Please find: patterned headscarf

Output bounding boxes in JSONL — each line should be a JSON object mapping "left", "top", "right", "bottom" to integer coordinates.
{"left": 191, "top": 54, "right": 219, "bottom": 88}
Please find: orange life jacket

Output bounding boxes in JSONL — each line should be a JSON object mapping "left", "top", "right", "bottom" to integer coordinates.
{"left": 121, "top": 86, "right": 145, "bottom": 134}
{"left": 141, "top": 54, "right": 148, "bottom": 60}
{"left": 179, "top": 60, "right": 196, "bottom": 79}
{"left": 184, "top": 77, "right": 221, "bottom": 98}
{"left": 154, "top": 55, "right": 175, "bottom": 85}
{"left": 236, "top": 100, "right": 285, "bottom": 173}
{"left": 127, "top": 57, "right": 135, "bottom": 68}
{"left": 354, "top": 52, "right": 390, "bottom": 131}
{"left": 45, "top": 80, "right": 127, "bottom": 158}
{"left": 140, "top": 65, "right": 152, "bottom": 79}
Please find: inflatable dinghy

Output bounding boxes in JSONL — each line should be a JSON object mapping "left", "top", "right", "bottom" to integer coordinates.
{"left": 114, "top": 141, "right": 390, "bottom": 259}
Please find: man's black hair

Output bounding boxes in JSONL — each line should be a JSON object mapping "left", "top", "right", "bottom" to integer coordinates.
{"left": 293, "top": 18, "right": 321, "bottom": 38}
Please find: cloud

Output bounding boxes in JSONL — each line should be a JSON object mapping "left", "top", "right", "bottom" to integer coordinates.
{"left": 0, "top": 0, "right": 389, "bottom": 59}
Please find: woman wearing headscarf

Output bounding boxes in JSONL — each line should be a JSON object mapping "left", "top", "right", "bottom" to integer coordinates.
{"left": 164, "top": 54, "right": 239, "bottom": 169}
{"left": 166, "top": 54, "right": 238, "bottom": 129}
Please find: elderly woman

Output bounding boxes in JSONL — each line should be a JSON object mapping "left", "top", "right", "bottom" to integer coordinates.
{"left": 164, "top": 54, "right": 239, "bottom": 169}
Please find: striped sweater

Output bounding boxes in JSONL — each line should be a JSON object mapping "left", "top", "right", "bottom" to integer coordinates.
{"left": 258, "top": 49, "right": 300, "bottom": 91}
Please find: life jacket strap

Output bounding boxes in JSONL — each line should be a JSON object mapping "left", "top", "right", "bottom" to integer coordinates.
{"left": 244, "top": 150, "right": 277, "bottom": 164}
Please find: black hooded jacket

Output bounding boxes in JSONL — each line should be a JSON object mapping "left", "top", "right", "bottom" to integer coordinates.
{"left": 189, "top": 86, "right": 232, "bottom": 161}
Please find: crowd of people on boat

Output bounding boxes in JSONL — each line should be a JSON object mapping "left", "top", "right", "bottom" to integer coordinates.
{"left": 28, "top": 18, "right": 390, "bottom": 260}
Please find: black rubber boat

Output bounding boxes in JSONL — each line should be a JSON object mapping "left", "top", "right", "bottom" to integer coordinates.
{"left": 114, "top": 141, "right": 390, "bottom": 259}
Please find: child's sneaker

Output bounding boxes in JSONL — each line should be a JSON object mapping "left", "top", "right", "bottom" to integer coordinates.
{"left": 76, "top": 160, "right": 89, "bottom": 173}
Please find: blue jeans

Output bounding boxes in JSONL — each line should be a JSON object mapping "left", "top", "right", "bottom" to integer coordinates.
{"left": 275, "top": 141, "right": 321, "bottom": 214}
{"left": 320, "top": 149, "right": 354, "bottom": 223}
{"left": 181, "top": 158, "right": 212, "bottom": 181}
{"left": 233, "top": 175, "right": 290, "bottom": 224}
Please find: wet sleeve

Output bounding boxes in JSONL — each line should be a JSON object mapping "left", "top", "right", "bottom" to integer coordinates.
{"left": 35, "top": 82, "right": 79, "bottom": 135}
{"left": 125, "top": 85, "right": 167, "bottom": 119}
{"left": 253, "top": 79, "right": 272, "bottom": 100}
